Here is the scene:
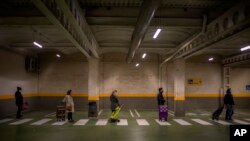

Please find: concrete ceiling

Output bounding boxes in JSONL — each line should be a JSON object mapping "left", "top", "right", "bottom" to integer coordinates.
{"left": 0, "top": 0, "right": 249, "bottom": 67}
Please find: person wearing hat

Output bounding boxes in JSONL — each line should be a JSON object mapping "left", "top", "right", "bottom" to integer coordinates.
{"left": 15, "top": 87, "right": 23, "bottom": 119}
{"left": 62, "top": 89, "right": 75, "bottom": 122}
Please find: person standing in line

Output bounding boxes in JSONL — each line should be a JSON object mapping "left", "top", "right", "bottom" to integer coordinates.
{"left": 15, "top": 87, "right": 23, "bottom": 119}
{"left": 157, "top": 88, "right": 165, "bottom": 106}
{"left": 224, "top": 88, "right": 235, "bottom": 120}
{"left": 62, "top": 89, "right": 75, "bottom": 122}
{"left": 110, "top": 90, "right": 120, "bottom": 122}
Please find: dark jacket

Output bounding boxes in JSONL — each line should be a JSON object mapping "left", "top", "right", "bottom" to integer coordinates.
{"left": 110, "top": 94, "right": 119, "bottom": 111}
{"left": 15, "top": 91, "right": 23, "bottom": 106}
{"left": 224, "top": 93, "right": 235, "bottom": 105}
{"left": 157, "top": 92, "right": 165, "bottom": 105}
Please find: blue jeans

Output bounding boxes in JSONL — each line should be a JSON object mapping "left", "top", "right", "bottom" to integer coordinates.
{"left": 225, "top": 104, "right": 233, "bottom": 120}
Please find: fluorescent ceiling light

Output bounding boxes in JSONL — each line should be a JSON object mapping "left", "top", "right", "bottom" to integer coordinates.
{"left": 208, "top": 57, "right": 214, "bottom": 61}
{"left": 33, "top": 41, "right": 43, "bottom": 48}
{"left": 135, "top": 63, "right": 140, "bottom": 67}
{"left": 142, "top": 53, "right": 147, "bottom": 59}
{"left": 240, "top": 46, "right": 250, "bottom": 51}
{"left": 153, "top": 28, "right": 162, "bottom": 39}
{"left": 56, "top": 54, "right": 61, "bottom": 58}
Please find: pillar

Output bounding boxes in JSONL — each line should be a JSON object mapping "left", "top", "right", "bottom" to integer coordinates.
{"left": 173, "top": 58, "right": 186, "bottom": 117}
{"left": 88, "top": 57, "right": 99, "bottom": 117}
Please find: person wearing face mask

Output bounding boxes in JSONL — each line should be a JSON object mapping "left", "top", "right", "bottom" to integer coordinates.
{"left": 15, "top": 87, "right": 23, "bottom": 119}
{"left": 110, "top": 90, "right": 121, "bottom": 123}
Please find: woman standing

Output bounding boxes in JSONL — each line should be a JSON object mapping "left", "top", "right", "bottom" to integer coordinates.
{"left": 62, "top": 90, "right": 75, "bottom": 122}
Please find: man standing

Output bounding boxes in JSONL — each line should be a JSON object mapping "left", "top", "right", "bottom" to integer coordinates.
{"left": 15, "top": 87, "right": 23, "bottom": 119}
{"left": 224, "top": 88, "right": 235, "bottom": 120}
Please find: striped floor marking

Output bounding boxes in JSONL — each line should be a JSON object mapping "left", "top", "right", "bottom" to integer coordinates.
{"left": 98, "top": 109, "right": 103, "bottom": 116}
{"left": 173, "top": 119, "right": 192, "bottom": 125}
{"left": 233, "top": 119, "right": 250, "bottom": 125}
{"left": 168, "top": 110, "right": 174, "bottom": 117}
{"left": 9, "top": 119, "right": 33, "bottom": 125}
{"left": 244, "top": 119, "right": 250, "bottom": 121}
{"left": 45, "top": 112, "right": 56, "bottom": 117}
{"left": 155, "top": 119, "right": 171, "bottom": 126}
{"left": 52, "top": 120, "right": 67, "bottom": 125}
{"left": 191, "top": 119, "right": 213, "bottom": 125}
{"left": 74, "top": 119, "right": 89, "bottom": 125}
{"left": 96, "top": 119, "right": 108, "bottom": 126}
{"left": 117, "top": 119, "right": 128, "bottom": 126}
{"left": 213, "top": 120, "right": 231, "bottom": 125}
{"left": 134, "top": 110, "right": 141, "bottom": 117}
{"left": 129, "top": 110, "right": 134, "bottom": 118}
{"left": 0, "top": 118, "right": 13, "bottom": 124}
{"left": 31, "top": 118, "right": 52, "bottom": 125}
{"left": 136, "top": 119, "right": 149, "bottom": 126}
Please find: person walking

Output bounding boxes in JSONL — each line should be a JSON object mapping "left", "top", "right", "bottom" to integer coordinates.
{"left": 110, "top": 90, "right": 120, "bottom": 122}
{"left": 62, "top": 90, "right": 75, "bottom": 122}
{"left": 224, "top": 88, "right": 235, "bottom": 120}
{"left": 15, "top": 87, "right": 23, "bottom": 119}
{"left": 157, "top": 88, "right": 165, "bottom": 106}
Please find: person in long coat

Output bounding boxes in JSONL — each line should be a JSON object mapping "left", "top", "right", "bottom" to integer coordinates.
{"left": 62, "top": 89, "right": 75, "bottom": 122}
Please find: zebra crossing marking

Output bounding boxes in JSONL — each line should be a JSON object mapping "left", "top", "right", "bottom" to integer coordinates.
{"left": 31, "top": 118, "right": 52, "bottom": 125}
{"left": 117, "top": 119, "right": 128, "bottom": 126}
{"left": 233, "top": 119, "right": 250, "bottom": 125}
{"left": 52, "top": 121, "right": 67, "bottom": 125}
{"left": 96, "top": 119, "right": 108, "bottom": 126}
{"left": 136, "top": 119, "right": 149, "bottom": 126}
{"left": 213, "top": 120, "right": 231, "bottom": 125}
{"left": 155, "top": 119, "right": 171, "bottom": 126}
{"left": 129, "top": 110, "right": 134, "bottom": 117}
{"left": 134, "top": 110, "right": 141, "bottom": 117}
{"left": 191, "top": 119, "right": 213, "bottom": 125}
{"left": 9, "top": 119, "right": 33, "bottom": 125}
{"left": 173, "top": 119, "right": 192, "bottom": 125}
{"left": 244, "top": 119, "right": 250, "bottom": 121}
{"left": 98, "top": 110, "right": 103, "bottom": 116}
{"left": 0, "top": 119, "right": 13, "bottom": 124}
{"left": 74, "top": 119, "right": 89, "bottom": 125}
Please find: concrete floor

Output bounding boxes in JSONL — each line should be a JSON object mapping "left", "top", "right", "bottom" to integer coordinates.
{"left": 0, "top": 109, "right": 250, "bottom": 141}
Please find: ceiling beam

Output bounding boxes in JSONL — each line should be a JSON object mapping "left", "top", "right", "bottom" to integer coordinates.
{"left": 86, "top": 17, "right": 202, "bottom": 28}
{"left": 100, "top": 47, "right": 171, "bottom": 55}
{"left": 126, "top": 0, "right": 161, "bottom": 63}
{"left": 171, "top": 0, "right": 250, "bottom": 60}
{"left": 223, "top": 52, "right": 250, "bottom": 67}
{"left": 32, "top": 0, "right": 99, "bottom": 58}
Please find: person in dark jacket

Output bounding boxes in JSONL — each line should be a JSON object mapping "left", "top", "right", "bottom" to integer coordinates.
{"left": 157, "top": 88, "right": 165, "bottom": 105}
{"left": 15, "top": 87, "right": 23, "bottom": 119}
{"left": 224, "top": 88, "right": 235, "bottom": 120}
{"left": 110, "top": 90, "right": 120, "bottom": 122}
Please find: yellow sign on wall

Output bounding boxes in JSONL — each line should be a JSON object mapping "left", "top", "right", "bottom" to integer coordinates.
{"left": 187, "top": 78, "right": 202, "bottom": 85}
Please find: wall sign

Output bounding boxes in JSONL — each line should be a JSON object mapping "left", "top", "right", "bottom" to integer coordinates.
{"left": 246, "top": 85, "right": 250, "bottom": 90}
{"left": 187, "top": 78, "right": 202, "bottom": 85}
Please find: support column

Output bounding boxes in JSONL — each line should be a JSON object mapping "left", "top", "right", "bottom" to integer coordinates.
{"left": 173, "top": 58, "right": 186, "bottom": 117}
{"left": 88, "top": 57, "right": 100, "bottom": 117}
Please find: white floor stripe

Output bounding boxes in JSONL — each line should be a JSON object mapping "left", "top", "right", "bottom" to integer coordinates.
{"left": 0, "top": 118, "right": 13, "bottom": 124}
{"left": 155, "top": 119, "right": 171, "bottom": 126}
{"left": 45, "top": 112, "right": 56, "bottom": 117}
{"left": 168, "top": 110, "right": 174, "bottom": 116}
{"left": 31, "top": 119, "right": 52, "bottom": 125}
{"left": 191, "top": 119, "right": 212, "bottom": 125}
{"left": 187, "top": 113, "right": 197, "bottom": 116}
{"left": 96, "top": 119, "right": 108, "bottom": 126}
{"left": 129, "top": 110, "right": 134, "bottom": 118}
{"left": 74, "top": 119, "right": 89, "bottom": 125}
{"left": 98, "top": 109, "right": 103, "bottom": 116}
{"left": 52, "top": 121, "right": 67, "bottom": 125}
{"left": 134, "top": 109, "right": 141, "bottom": 117}
{"left": 213, "top": 120, "right": 231, "bottom": 125}
{"left": 9, "top": 119, "right": 33, "bottom": 125}
{"left": 117, "top": 119, "right": 128, "bottom": 126}
{"left": 233, "top": 119, "right": 250, "bottom": 125}
{"left": 136, "top": 119, "right": 149, "bottom": 126}
{"left": 244, "top": 119, "right": 250, "bottom": 121}
{"left": 173, "top": 119, "right": 192, "bottom": 125}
